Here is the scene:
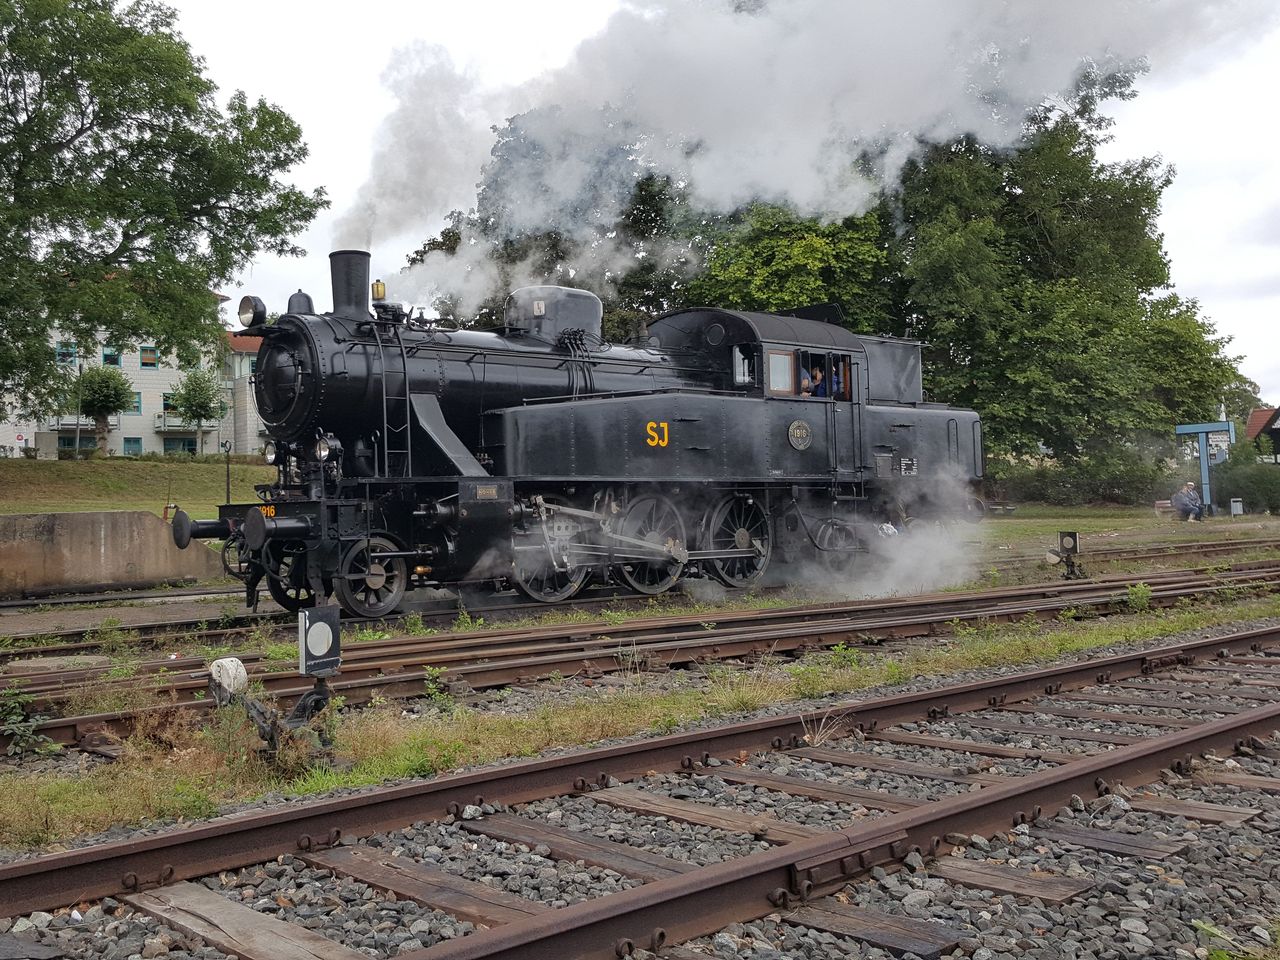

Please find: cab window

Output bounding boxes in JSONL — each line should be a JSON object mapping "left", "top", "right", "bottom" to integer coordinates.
{"left": 733, "top": 345, "right": 756, "bottom": 385}
{"left": 798, "top": 351, "right": 854, "bottom": 400}
{"left": 767, "top": 350, "right": 794, "bottom": 394}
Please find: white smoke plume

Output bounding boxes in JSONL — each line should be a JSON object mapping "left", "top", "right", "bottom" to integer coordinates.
{"left": 332, "top": 43, "right": 503, "bottom": 250}
{"left": 338, "top": 0, "right": 1277, "bottom": 312}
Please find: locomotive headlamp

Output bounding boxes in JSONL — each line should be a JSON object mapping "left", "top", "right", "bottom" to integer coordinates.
{"left": 313, "top": 436, "right": 332, "bottom": 461}
{"left": 238, "top": 295, "right": 267, "bottom": 327}
{"left": 263, "top": 441, "right": 278, "bottom": 465}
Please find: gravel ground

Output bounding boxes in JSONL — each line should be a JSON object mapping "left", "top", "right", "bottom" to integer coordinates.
{"left": 840, "top": 740, "right": 1055, "bottom": 777}
{"left": 518, "top": 794, "right": 773, "bottom": 864}
{"left": 937, "top": 708, "right": 1190, "bottom": 739}
{"left": 0, "top": 747, "right": 111, "bottom": 777}
{"left": 644, "top": 772, "right": 873, "bottom": 828}
{"left": 669, "top": 736, "right": 1280, "bottom": 960}
{"left": 208, "top": 853, "right": 473, "bottom": 956}
{"left": 351, "top": 817, "right": 643, "bottom": 906}
{"left": 0, "top": 902, "right": 233, "bottom": 960}
{"left": 742, "top": 747, "right": 976, "bottom": 800}
{"left": 1031, "top": 695, "right": 1231, "bottom": 722}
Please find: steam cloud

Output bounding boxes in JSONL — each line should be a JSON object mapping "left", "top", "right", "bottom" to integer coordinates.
{"left": 336, "top": 0, "right": 1276, "bottom": 315}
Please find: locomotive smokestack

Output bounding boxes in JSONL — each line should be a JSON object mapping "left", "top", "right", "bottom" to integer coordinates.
{"left": 329, "top": 249, "right": 371, "bottom": 321}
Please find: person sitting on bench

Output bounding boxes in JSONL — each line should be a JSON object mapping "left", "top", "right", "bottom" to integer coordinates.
{"left": 1171, "top": 481, "right": 1204, "bottom": 521}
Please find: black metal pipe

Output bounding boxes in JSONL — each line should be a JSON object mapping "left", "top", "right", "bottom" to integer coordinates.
{"left": 329, "top": 249, "right": 371, "bottom": 321}
{"left": 243, "top": 507, "right": 312, "bottom": 551}
{"left": 171, "top": 510, "right": 231, "bottom": 549}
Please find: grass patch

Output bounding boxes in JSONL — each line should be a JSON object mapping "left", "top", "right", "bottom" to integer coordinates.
{"left": 971, "top": 505, "right": 1280, "bottom": 555}
{"left": 1197, "top": 919, "right": 1280, "bottom": 959}
{"left": 5, "top": 591, "right": 1280, "bottom": 849}
{"left": 0, "top": 459, "right": 275, "bottom": 519}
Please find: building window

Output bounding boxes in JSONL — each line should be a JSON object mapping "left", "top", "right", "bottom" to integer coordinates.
{"left": 163, "top": 437, "right": 197, "bottom": 455}
{"left": 57, "top": 341, "right": 77, "bottom": 364}
{"left": 127, "top": 392, "right": 142, "bottom": 415}
{"left": 102, "top": 347, "right": 121, "bottom": 367}
{"left": 123, "top": 437, "right": 142, "bottom": 456}
{"left": 140, "top": 346, "right": 159, "bottom": 368}
{"left": 162, "top": 393, "right": 177, "bottom": 414}
{"left": 249, "top": 357, "right": 257, "bottom": 374}
{"left": 58, "top": 435, "right": 96, "bottom": 450}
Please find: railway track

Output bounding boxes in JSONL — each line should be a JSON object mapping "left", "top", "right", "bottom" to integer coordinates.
{"left": 2, "top": 620, "right": 1279, "bottom": 959}
{"left": 6, "top": 560, "right": 1280, "bottom": 751}
{"left": 987, "top": 533, "right": 1280, "bottom": 571}
{"left": 0, "top": 586, "right": 668, "bottom": 658}
{"left": 5, "top": 533, "right": 1276, "bottom": 652}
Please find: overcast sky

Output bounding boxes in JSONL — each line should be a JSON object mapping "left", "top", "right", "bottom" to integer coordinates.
{"left": 170, "top": 0, "right": 1280, "bottom": 406}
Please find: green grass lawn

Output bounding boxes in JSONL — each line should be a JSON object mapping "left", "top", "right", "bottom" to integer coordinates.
{"left": 0, "top": 459, "right": 275, "bottom": 520}
{"left": 973, "top": 504, "right": 1280, "bottom": 553}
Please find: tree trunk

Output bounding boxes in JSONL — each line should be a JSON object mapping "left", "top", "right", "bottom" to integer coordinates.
{"left": 95, "top": 415, "right": 109, "bottom": 456}
{"left": 197, "top": 420, "right": 204, "bottom": 454}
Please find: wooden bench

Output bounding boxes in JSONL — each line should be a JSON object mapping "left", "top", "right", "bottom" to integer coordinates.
{"left": 1153, "top": 499, "right": 1176, "bottom": 518}
{"left": 985, "top": 500, "right": 1018, "bottom": 516}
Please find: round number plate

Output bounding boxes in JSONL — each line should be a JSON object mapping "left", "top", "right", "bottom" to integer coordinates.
{"left": 788, "top": 419, "right": 813, "bottom": 451}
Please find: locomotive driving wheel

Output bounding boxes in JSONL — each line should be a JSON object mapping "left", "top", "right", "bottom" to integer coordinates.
{"left": 705, "top": 494, "right": 771, "bottom": 588}
{"left": 336, "top": 535, "right": 407, "bottom": 619}
{"left": 615, "top": 494, "right": 687, "bottom": 595}
{"left": 265, "top": 540, "right": 317, "bottom": 612}
{"left": 813, "top": 519, "right": 858, "bottom": 577}
{"left": 511, "top": 496, "right": 591, "bottom": 603}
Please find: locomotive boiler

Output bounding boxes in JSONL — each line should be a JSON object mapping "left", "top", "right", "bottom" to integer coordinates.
{"left": 173, "top": 250, "right": 984, "bottom": 618}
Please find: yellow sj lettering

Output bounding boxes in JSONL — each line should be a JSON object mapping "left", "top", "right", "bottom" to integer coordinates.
{"left": 645, "top": 421, "right": 670, "bottom": 448}
{"left": 258, "top": 505, "right": 277, "bottom": 518}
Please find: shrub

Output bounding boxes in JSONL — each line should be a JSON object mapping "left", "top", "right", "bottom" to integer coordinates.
{"left": 988, "top": 447, "right": 1179, "bottom": 505}
{"left": 1210, "top": 461, "right": 1280, "bottom": 513}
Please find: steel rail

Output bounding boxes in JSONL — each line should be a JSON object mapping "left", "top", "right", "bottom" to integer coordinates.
{"left": 12, "top": 565, "right": 1280, "bottom": 749}
{"left": 990, "top": 535, "right": 1280, "bottom": 570}
{"left": 404, "top": 699, "right": 1280, "bottom": 960}
{"left": 1, "top": 620, "right": 1275, "bottom": 918}
{"left": 4, "top": 548, "right": 1273, "bottom": 660}
{"left": 11, "top": 561, "right": 1276, "bottom": 695}
{"left": 5, "top": 564, "right": 1248, "bottom": 697}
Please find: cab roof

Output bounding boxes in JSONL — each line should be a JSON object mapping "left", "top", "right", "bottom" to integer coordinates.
{"left": 651, "top": 307, "right": 869, "bottom": 351}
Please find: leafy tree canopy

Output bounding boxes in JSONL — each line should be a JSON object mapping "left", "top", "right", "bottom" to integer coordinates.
{"left": 64, "top": 363, "right": 133, "bottom": 453}
{"left": 682, "top": 203, "right": 887, "bottom": 332}
{"left": 68, "top": 363, "right": 133, "bottom": 419}
{"left": 168, "top": 366, "right": 223, "bottom": 453}
{"left": 884, "top": 80, "right": 1241, "bottom": 458}
{"left": 0, "top": 0, "right": 327, "bottom": 418}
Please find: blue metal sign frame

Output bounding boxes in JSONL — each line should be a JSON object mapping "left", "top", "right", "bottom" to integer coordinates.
{"left": 1174, "top": 421, "right": 1236, "bottom": 513}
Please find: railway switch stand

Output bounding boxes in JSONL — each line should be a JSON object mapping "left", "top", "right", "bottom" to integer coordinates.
{"left": 208, "top": 650, "right": 337, "bottom": 757}
{"left": 1046, "top": 530, "right": 1087, "bottom": 580}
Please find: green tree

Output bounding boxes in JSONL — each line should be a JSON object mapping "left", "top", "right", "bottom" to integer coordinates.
{"left": 67, "top": 364, "right": 134, "bottom": 454}
{"left": 683, "top": 203, "right": 888, "bottom": 329}
{"left": 883, "top": 75, "right": 1242, "bottom": 458}
{"left": 168, "top": 368, "right": 224, "bottom": 454}
{"left": 0, "top": 0, "right": 327, "bottom": 419}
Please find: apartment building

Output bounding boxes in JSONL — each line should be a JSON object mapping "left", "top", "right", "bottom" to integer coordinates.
{"left": 0, "top": 331, "right": 266, "bottom": 458}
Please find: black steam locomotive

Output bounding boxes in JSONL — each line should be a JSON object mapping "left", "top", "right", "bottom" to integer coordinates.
{"left": 173, "top": 250, "right": 984, "bottom": 618}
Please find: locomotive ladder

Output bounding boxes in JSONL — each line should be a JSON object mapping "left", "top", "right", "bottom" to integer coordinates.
{"left": 372, "top": 322, "right": 414, "bottom": 477}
